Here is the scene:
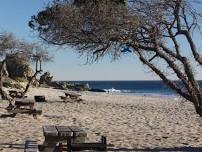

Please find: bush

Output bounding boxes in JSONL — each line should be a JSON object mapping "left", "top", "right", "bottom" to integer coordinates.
{"left": 3, "top": 80, "right": 13, "bottom": 88}
{"left": 13, "top": 77, "right": 27, "bottom": 82}
{"left": 39, "top": 72, "right": 53, "bottom": 85}
{"left": 3, "top": 78, "right": 24, "bottom": 89}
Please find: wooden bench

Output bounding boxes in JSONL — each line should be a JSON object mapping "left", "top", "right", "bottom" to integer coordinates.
{"left": 64, "top": 92, "right": 81, "bottom": 99}
{"left": 64, "top": 136, "right": 107, "bottom": 151}
{"left": 7, "top": 108, "right": 42, "bottom": 115}
{"left": 60, "top": 91, "right": 83, "bottom": 103}
{"left": 6, "top": 99, "right": 42, "bottom": 118}
{"left": 42, "top": 125, "right": 87, "bottom": 152}
{"left": 59, "top": 95, "right": 69, "bottom": 102}
{"left": 24, "top": 140, "right": 39, "bottom": 152}
{"left": 9, "top": 90, "right": 23, "bottom": 98}
{"left": 15, "top": 99, "right": 35, "bottom": 109}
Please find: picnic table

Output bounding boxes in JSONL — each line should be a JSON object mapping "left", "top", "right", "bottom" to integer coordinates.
{"left": 64, "top": 91, "right": 81, "bottom": 99}
{"left": 42, "top": 125, "right": 87, "bottom": 152}
{"left": 6, "top": 98, "right": 42, "bottom": 118}
{"left": 9, "top": 90, "right": 23, "bottom": 98}
{"left": 14, "top": 98, "right": 35, "bottom": 109}
{"left": 60, "top": 91, "right": 83, "bottom": 103}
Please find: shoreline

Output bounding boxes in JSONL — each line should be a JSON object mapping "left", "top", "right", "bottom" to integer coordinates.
{"left": 107, "top": 92, "right": 179, "bottom": 100}
{"left": 0, "top": 87, "right": 201, "bottom": 151}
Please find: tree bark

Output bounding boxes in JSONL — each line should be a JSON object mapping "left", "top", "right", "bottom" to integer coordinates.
{"left": 21, "top": 71, "right": 40, "bottom": 97}
{"left": 0, "top": 59, "right": 12, "bottom": 101}
{"left": 191, "top": 93, "right": 202, "bottom": 117}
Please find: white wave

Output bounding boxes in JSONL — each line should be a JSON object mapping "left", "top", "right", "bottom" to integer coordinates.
{"left": 104, "top": 88, "right": 121, "bottom": 93}
{"left": 122, "top": 90, "right": 132, "bottom": 93}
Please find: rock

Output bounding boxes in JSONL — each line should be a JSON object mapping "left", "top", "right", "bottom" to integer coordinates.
{"left": 89, "top": 88, "right": 106, "bottom": 92}
{"left": 74, "top": 83, "right": 90, "bottom": 91}
{"left": 51, "top": 81, "right": 67, "bottom": 90}
{"left": 50, "top": 82, "right": 90, "bottom": 91}
{"left": 31, "top": 78, "right": 40, "bottom": 87}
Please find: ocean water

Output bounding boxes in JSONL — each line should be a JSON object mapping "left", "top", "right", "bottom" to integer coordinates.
{"left": 67, "top": 80, "right": 200, "bottom": 98}
{"left": 62, "top": 80, "right": 202, "bottom": 98}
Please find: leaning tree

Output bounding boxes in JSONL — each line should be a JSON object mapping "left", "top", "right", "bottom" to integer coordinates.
{"left": 29, "top": 0, "right": 202, "bottom": 116}
{"left": 21, "top": 43, "right": 52, "bottom": 97}
{"left": 0, "top": 32, "right": 51, "bottom": 101}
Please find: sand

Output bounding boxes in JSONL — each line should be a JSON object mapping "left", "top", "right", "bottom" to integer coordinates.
{"left": 0, "top": 87, "right": 202, "bottom": 152}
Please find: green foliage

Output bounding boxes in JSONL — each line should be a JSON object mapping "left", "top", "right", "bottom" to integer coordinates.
{"left": 58, "top": 82, "right": 90, "bottom": 91}
{"left": 6, "top": 54, "right": 33, "bottom": 79}
{"left": 3, "top": 80, "right": 13, "bottom": 88}
{"left": 3, "top": 78, "right": 24, "bottom": 89}
{"left": 114, "top": 0, "right": 127, "bottom": 5}
{"left": 39, "top": 72, "right": 53, "bottom": 85}
{"left": 13, "top": 77, "right": 27, "bottom": 82}
{"left": 12, "top": 83, "right": 24, "bottom": 90}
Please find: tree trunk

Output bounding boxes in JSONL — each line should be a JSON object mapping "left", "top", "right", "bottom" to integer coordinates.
{"left": 195, "top": 106, "right": 202, "bottom": 117}
{"left": 21, "top": 71, "right": 40, "bottom": 97}
{"left": 191, "top": 92, "right": 202, "bottom": 117}
{"left": 0, "top": 60, "right": 12, "bottom": 102}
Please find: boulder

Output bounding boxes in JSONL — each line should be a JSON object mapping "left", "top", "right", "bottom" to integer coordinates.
{"left": 74, "top": 83, "right": 90, "bottom": 91}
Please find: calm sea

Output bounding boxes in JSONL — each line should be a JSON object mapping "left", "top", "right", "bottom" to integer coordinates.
{"left": 66, "top": 80, "right": 202, "bottom": 98}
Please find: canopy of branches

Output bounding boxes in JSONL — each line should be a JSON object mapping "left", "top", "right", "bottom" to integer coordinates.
{"left": 30, "top": 0, "right": 140, "bottom": 60}
{"left": 30, "top": 0, "right": 202, "bottom": 116}
{"left": 0, "top": 32, "right": 52, "bottom": 63}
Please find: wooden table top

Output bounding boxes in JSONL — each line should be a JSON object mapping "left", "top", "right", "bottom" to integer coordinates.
{"left": 64, "top": 91, "right": 81, "bottom": 97}
{"left": 43, "top": 125, "right": 87, "bottom": 137}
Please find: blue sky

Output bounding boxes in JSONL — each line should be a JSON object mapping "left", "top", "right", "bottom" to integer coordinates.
{"left": 0, "top": 0, "right": 201, "bottom": 81}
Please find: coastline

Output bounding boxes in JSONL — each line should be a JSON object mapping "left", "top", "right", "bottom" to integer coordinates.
{"left": 107, "top": 92, "right": 179, "bottom": 100}
{"left": 0, "top": 87, "right": 202, "bottom": 151}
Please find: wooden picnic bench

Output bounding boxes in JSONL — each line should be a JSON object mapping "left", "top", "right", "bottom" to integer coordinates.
{"left": 42, "top": 125, "right": 87, "bottom": 152}
{"left": 60, "top": 136, "right": 107, "bottom": 151}
{"left": 9, "top": 90, "right": 23, "bottom": 98}
{"left": 15, "top": 98, "right": 35, "bottom": 109}
{"left": 64, "top": 92, "right": 81, "bottom": 99}
{"left": 6, "top": 98, "right": 42, "bottom": 118}
{"left": 59, "top": 91, "right": 83, "bottom": 103}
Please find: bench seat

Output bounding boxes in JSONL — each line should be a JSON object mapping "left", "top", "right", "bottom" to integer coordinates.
{"left": 24, "top": 140, "right": 39, "bottom": 152}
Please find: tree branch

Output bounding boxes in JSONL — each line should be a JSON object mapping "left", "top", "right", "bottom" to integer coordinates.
{"left": 21, "top": 70, "right": 40, "bottom": 97}
{"left": 136, "top": 50, "right": 190, "bottom": 101}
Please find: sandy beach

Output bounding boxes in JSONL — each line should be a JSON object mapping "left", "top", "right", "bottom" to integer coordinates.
{"left": 0, "top": 87, "right": 202, "bottom": 152}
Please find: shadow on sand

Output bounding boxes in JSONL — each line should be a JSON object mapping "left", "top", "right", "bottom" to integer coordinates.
{"left": 0, "top": 113, "right": 16, "bottom": 118}
{"left": 0, "top": 143, "right": 202, "bottom": 152}
{"left": 107, "top": 146, "right": 202, "bottom": 152}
